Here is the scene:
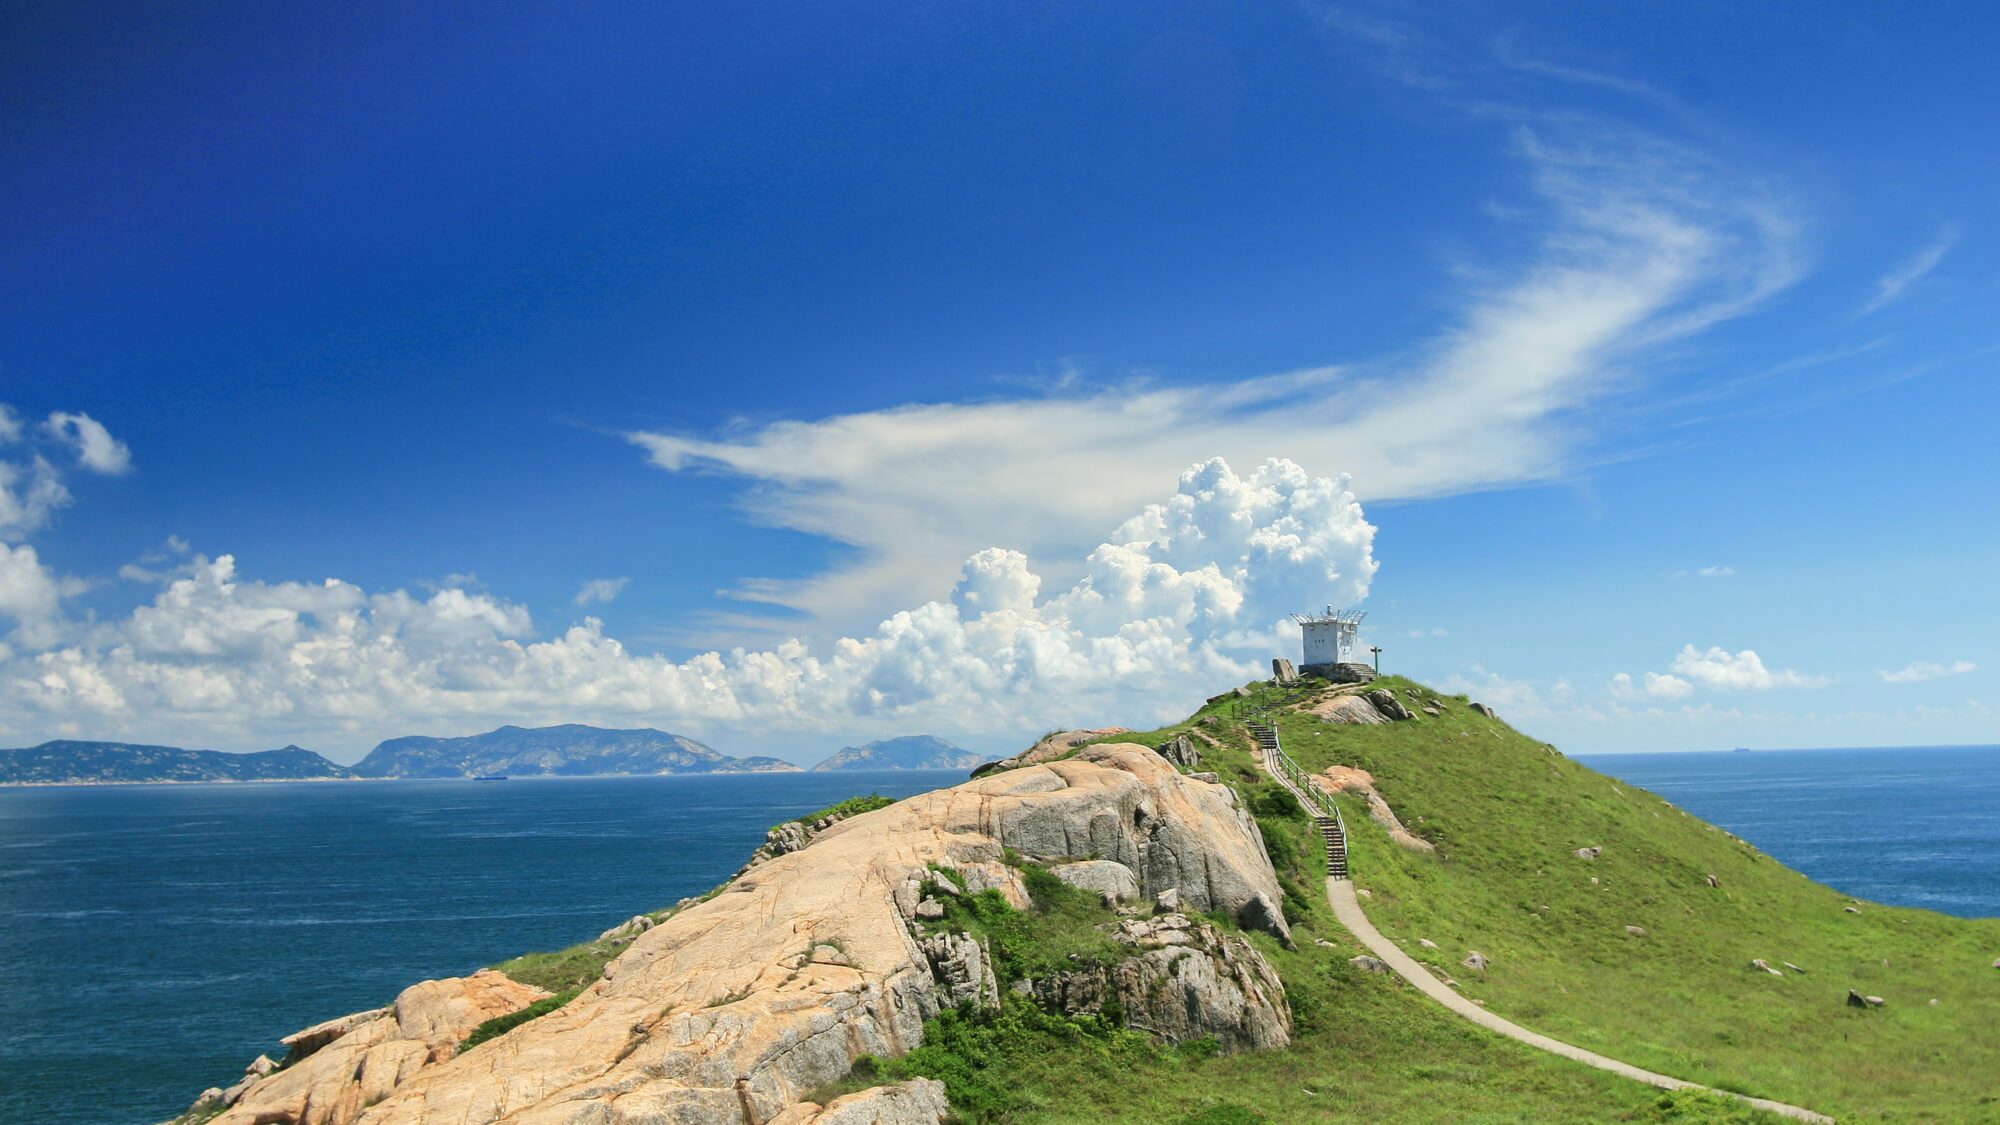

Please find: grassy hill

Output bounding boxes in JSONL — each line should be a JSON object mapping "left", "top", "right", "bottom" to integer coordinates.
{"left": 468, "top": 675, "right": 1996, "bottom": 1123}
{"left": 1126, "top": 675, "right": 2000, "bottom": 1124}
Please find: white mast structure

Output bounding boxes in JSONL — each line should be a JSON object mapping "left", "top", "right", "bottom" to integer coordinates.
{"left": 1291, "top": 606, "right": 1366, "bottom": 671}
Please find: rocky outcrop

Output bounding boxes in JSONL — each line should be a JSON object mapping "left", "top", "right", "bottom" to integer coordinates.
{"left": 1155, "top": 733, "right": 1202, "bottom": 769}
{"left": 1271, "top": 657, "right": 1299, "bottom": 684}
{"left": 184, "top": 743, "right": 1289, "bottom": 1125}
{"left": 1364, "top": 689, "right": 1415, "bottom": 721}
{"left": 198, "top": 971, "right": 550, "bottom": 1125}
{"left": 1469, "top": 702, "right": 1498, "bottom": 720}
{"left": 970, "top": 728, "right": 1133, "bottom": 777}
{"left": 1020, "top": 913, "right": 1290, "bottom": 1054}
{"left": 1311, "top": 766, "right": 1434, "bottom": 853}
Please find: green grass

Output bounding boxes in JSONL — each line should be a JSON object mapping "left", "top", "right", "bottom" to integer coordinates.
{"left": 460, "top": 989, "right": 581, "bottom": 1052}
{"left": 821, "top": 840, "right": 1724, "bottom": 1124}
{"left": 778, "top": 792, "right": 895, "bottom": 832}
{"left": 489, "top": 906, "right": 673, "bottom": 992}
{"left": 1246, "top": 674, "right": 2000, "bottom": 1123}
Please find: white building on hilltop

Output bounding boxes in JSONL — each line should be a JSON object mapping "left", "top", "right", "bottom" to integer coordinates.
{"left": 1290, "top": 606, "right": 1375, "bottom": 682}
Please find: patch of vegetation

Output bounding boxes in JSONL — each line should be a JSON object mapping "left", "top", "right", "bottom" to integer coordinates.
{"left": 924, "top": 859, "right": 1129, "bottom": 984}
{"left": 489, "top": 906, "right": 673, "bottom": 992}
{"left": 777, "top": 792, "right": 895, "bottom": 832}
{"left": 460, "top": 989, "right": 580, "bottom": 1052}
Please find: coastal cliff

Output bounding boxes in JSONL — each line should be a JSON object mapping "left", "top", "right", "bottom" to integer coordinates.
{"left": 178, "top": 742, "right": 1292, "bottom": 1125}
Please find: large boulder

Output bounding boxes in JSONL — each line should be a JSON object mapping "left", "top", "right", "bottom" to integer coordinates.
{"left": 1049, "top": 859, "right": 1142, "bottom": 902}
{"left": 1271, "top": 657, "right": 1299, "bottom": 684}
{"left": 200, "top": 744, "right": 1290, "bottom": 1125}
{"left": 1311, "top": 694, "right": 1389, "bottom": 726}
{"left": 1469, "top": 702, "right": 1498, "bottom": 719}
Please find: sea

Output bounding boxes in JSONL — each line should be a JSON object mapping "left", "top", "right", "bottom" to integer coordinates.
{"left": 2, "top": 748, "right": 1996, "bottom": 1125}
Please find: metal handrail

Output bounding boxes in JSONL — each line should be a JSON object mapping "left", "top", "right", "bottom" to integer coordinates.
{"left": 1245, "top": 708, "right": 1352, "bottom": 879}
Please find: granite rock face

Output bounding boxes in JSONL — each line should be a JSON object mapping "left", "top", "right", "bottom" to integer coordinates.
{"left": 183, "top": 743, "right": 1289, "bottom": 1125}
{"left": 970, "top": 727, "right": 1133, "bottom": 777}
{"left": 202, "top": 971, "right": 550, "bottom": 1125}
{"left": 1023, "top": 913, "right": 1290, "bottom": 1054}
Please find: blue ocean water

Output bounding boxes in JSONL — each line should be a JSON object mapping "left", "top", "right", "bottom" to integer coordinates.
{"left": 0, "top": 771, "right": 965, "bottom": 1125}
{"left": 1575, "top": 745, "right": 2000, "bottom": 918}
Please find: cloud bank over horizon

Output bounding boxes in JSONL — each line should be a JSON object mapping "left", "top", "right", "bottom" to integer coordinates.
{"left": 0, "top": 453, "right": 1375, "bottom": 758}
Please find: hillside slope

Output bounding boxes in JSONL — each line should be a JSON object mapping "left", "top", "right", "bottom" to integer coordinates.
{"left": 1179, "top": 676, "right": 2000, "bottom": 1124}
{"left": 353, "top": 723, "right": 800, "bottom": 777}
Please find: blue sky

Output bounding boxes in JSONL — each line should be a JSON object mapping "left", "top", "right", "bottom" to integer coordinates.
{"left": 2, "top": 1, "right": 1993, "bottom": 763}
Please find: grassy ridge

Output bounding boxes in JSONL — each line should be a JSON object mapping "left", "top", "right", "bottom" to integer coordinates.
{"left": 1224, "top": 676, "right": 2000, "bottom": 1123}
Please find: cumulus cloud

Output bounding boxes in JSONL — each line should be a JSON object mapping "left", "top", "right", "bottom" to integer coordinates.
{"left": 1669, "top": 645, "right": 1828, "bottom": 691}
{"left": 626, "top": 112, "right": 1799, "bottom": 642}
{"left": 574, "top": 578, "right": 630, "bottom": 606}
{"left": 1609, "top": 671, "right": 1694, "bottom": 700}
{"left": 1, "top": 404, "right": 134, "bottom": 540}
{"left": 44, "top": 412, "right": 132, "bottom": 474}
{"left": 0, "top": 458, "right": 1376, "bottom": 753}
{"left": 1878, "top": 660, "right": 1976, "bottom": 684}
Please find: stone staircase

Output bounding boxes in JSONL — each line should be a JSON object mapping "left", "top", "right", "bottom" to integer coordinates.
{"left": 1247, "top": 719, "right": 1349, "bottom": 881}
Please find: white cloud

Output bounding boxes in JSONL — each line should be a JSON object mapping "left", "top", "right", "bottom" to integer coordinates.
{"left": 1669, "top": 645, "right": 1828, "bottom": 691}
{"left": 0, "top": 458, "right": 72, "bottom": 540}
{"left": 0, "top": 458, "right": 1377, "bottom": 753}
{"left": 1859, "top": 225, "right": 1959, "bottom": 316}
{"left": 1696, "top": 565, "right": 1733, "bottom": 577}
{"left": 1, "top": 404, "right": 135, "bottom": 541}
{"left": 1878, "top": 660, "right": 1977, "bottom": 684}
{"left": 627, "top": 117, "right": 1799, "bottom": 642}
{"left": 44, "top": 412, "right": 132, "bottom": 475}
{"left": 1405, "top": 627, "right": 1449, "bottom": 638}
{"left": 574, "top": 578, "right": 630, "bottom": 606}
{"left": 1609, "top": 670, "right": 1694, "bottom": 699}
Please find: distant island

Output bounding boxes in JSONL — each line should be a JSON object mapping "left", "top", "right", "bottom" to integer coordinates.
{"left": 0, "top": 724, "right": 798, "bottom": 785}
{"left": 1, "top": 726, "right": 1008, "bottom": 785}
{"left": 809, "top": 735, "right": 996, "bottom": 772}
{"left": 0, "top": 741, "right": 358, "bottom": 785}
{"left": 352, "top": 724, "right": 798, "bottom": 778}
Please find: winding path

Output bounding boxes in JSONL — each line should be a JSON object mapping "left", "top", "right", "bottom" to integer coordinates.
{"left": 1249, "top": 731, "right": 1832, "bottom": 1123}
{"left": 1322, "top": 877, "right": 1831, "bottom": 1123}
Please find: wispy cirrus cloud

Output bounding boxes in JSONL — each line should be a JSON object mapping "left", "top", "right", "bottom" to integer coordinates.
{"left": 630, "top": 114, "right": 1802, "bottom": 641}
{"left": 1858, "top": 225, "right": 1960, "bottom": 316}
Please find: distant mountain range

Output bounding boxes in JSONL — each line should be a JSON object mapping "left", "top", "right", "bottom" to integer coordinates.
{"left": 810, "top": 735, "right": 997, "bottom": 771}
{"left": 352, "top": 724, "right": 799, "bottom": 778}
{"left": 0, "top": 741, "right": 357, "bottom": 785}
{"left": 0, "top": 724, "right": 799, "bottom": 785}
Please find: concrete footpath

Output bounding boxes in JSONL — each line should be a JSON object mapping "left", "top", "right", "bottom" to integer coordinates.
{"left": 1324, "top": 877, "right": 1833, "bottom": 1123}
